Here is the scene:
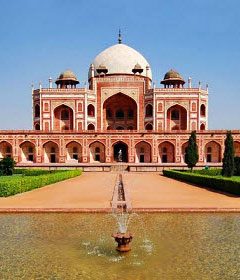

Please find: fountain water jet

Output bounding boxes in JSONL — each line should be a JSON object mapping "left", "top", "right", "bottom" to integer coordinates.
{"left": 111, "top": 149, "right": 134, "bottom": 252}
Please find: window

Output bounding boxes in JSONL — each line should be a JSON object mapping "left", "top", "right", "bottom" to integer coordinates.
{"left": 35, "top": 104, "right": 40, "bottom": 118}
{"left": 88, "top": 105, "right": 95, "bottom": 117}
{"left": 162, "top": 147, "right": 167, "bottom": 153}
{"left": 128, "top": 110, "right": 133, "bottom": 119}
{"left": 51, "top": 147, "right": 55, "bottom": 153}
{"left": 107, "top": 109, "right": 112, "bottom": 119}
{"left": 171, "top": 110, "right": 179, "bottom": 120}
{"left": 35, "top": 124, "right": 40, "bottom": 130}
{"left": 28, "top": 147, "right": 33, "bottom": 153}
{"left": 200, "top": 104, "right": 206, "bottom": 117}
{"left": 207, "top": 147, "right": 212, "bottom": 153}
{"left": 61, "top": 109, "right": 69, "bottom": 120}
{"left": 145, "top": 104, "right": 153, "bottom": 117}
{"left": 6, "top": 147, "right": 11, "bottom": 153}
{"left": 73, "top": 147, "right": 78, "bottom": 153}
{"left": 145, "top": 123, "right": 153, "bottom": 130}
{"left": 95, "top": 147, "right": 100, "bottom": 153}
{"left": 140, "top": 147, "right": 145, "bottom": 153}
{"left": 116, "top": 110, "right": 124, "bottom": 120}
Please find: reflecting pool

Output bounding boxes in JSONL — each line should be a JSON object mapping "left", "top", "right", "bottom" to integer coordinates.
{"left": 0, "top": 213, "right": 240, "bottom": 279}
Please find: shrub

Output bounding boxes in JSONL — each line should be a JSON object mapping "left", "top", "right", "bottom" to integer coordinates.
{"left": 163, "top": 169, "right": 240, "bottom": 196}
{"left": 222, "top": 131, "right": 235, "bottom": 177}
{"left": 185, "top": 130, "right": 199, "bottom": 171}
{"left": 234, "top": 157, "right": 240, "bottom": 176}
{"left": 0, "top": 169, "right": 82, "bottom": 197}
{"left": 193, "top": 168, "right": 222, "bottom": 176}
{"left": 0, "top": 157, "right": 16, "bottom": 176}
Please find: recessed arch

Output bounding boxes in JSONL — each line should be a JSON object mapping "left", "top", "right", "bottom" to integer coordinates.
{"left": 35, "top": 103, "right": 40, "bottom": 118}
{"left": 87, "top": 123, "right": 95, "bottom": 130}
{"left": 43, "top": 141, "right": 59, "bottom": 163}
{"left": 20, "top": 141, "right": 36, "bottom": 163}
{"left": 135, "top": 141, "right": 152, "bottom": 163}
{"left": 54, "top": 104, "right": 73, "bottom": 131}
{"left": 145, "top": 123, "right": 153, "bottom": 130}
{"left": 66, "top": 141, "right": 82, "bottom": 162}
{"left": 181, "top": 141, "right": 189, "bottom": 163}
{"left": 234, "top": 141, "right": 240, "bottom": 157}
{"left": 103, "top": 92, "right": 137, "bottom": 130}
{"left": 89, "top": 141, "right": 105, "bottom": 162}
{"left": 200, "top": 123, "right": 206, "bottom": 130}
{"left": 167, "top": 104, "right": 187, "bottom": 130}
{"left": 200, "top": 104, "right": 206, "bottom": 117}
{"left": 87, "top": 104, "right": 95, "bottom": 117}
{"left": 205, "top": 141, "right": 221, "bottom": 163}
{"left": 158, "top": 141, "right": 175, "bottom": 163}
{"left": 145, "top": 104, "right": 153, "bottom": 117}
{"left": 112, "top": 141, "right": 129, "bottom": 162}
{"left": 0, "top": 141, "right": 12, "bottom": 159}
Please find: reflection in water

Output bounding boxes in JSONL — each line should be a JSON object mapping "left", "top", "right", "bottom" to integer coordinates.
{"left": 0, "top": 213, "right": 240, "bottom": 279}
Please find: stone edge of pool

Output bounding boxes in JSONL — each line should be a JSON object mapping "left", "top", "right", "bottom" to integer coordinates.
{"left": 0, "top": 207, "right": 240, "bottom": 213}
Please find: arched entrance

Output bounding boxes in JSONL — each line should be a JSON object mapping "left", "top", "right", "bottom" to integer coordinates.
{"left": 89, "top": 141, "right": 105, "bottom": 163}
{"left": 0, "top": 141, "right": 12, "bottom": 159}
{"left": 43, "top": 141, "right": 59, "bottom": 163}
{"left": 113, "top": 141, "right": 128, "bottom": 162}
{"left": 234, "top": 141, "right": 240, "bottom": 157}
{"left": 66, "top": 141, "right": 82, "bottom": 162}
{"left": 167, "top": 105, "right": 187, "bottom": 130}
{"left": 205, "top": 141, "right": 221, "bottom": 163}
{"left": 181, "top": 142, "right": 188, "bottom": 163}
{"left": 20, "top": 141, "right": 36, "bottom": 162}
{"left": 54, "top": 105, "right": 73, "bottom": 131}
{"left": 103, "top": 93, "right": 137, "bottom": 130}
{"left": 135, "top": 141, "right": 151, "bottom": 163}
{"left": 159, "top": 141, "right": 175, "bottom": 163}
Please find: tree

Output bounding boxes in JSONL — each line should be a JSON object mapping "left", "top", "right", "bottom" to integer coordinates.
{"left": 0, "top": 157, "right": 16, "bottom": 176}
{"left": 222, "top": 130, "right": 235, "bottom": 177}
{"left": 185, "top": 130, "right": 199, "bottom": 172}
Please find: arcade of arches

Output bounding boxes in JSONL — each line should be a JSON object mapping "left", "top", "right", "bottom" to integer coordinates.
{"left": 103, "top": 93, "right": 137, "bottom": 130}
{"left": 2, "top": 139, "right": 240, "bottom": 164}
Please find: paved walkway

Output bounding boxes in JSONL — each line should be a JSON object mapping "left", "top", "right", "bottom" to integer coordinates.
{"left": 0, "top": 173, "right": 116, "bottom": 210}
{"left": 124, "top": 173, "right": 240, "bottom": 210}
{"left": 0, "top": 172, "right": 239, "bottom": 211}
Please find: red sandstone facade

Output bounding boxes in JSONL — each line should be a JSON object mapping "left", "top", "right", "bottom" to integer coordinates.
{"left": 0, "top": 39, "right": 240, "bottom": 169}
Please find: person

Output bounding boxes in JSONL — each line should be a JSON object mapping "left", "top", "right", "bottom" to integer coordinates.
{"left": 118, "top": 149, "right": 122, "bottom": 162}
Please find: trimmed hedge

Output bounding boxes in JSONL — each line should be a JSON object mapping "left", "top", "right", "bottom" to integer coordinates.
{"left": 0, "top": 169, "right": 82, "bottom": 197}
{"left": 163, "top": 169, "right": 240, "bottom": 196}
{"left": 193, "top": 169, "right": 222, "bottom": 176}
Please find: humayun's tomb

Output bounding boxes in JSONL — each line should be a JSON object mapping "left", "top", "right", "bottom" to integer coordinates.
{"left": 1, "top": 34, "right": 240, "bottom": 171}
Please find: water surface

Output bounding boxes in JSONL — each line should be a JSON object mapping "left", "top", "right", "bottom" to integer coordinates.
{"left": 0, "top": 213, "right": 239, "bottom": 279}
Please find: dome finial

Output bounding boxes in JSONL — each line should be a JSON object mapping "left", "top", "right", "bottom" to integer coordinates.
{"left": 118, "top": 28, "right": 122, "bottom": 44}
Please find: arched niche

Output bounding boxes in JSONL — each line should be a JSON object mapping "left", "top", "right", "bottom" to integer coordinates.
{"left": 0, "top": 141, "right": 12, "bottom": 159}
{"left": 20, "top": 141, "right": 36, "bottom": 163}
{"left": 103, "top": 93, "right": 137, "bottom": 130}
{"left": 112, "top": 141, "right": 128, "bottom": 162}
{"left": 54, "top": 105, "right": 73, "bottom": 131}
{"left": 66, "top": 141, "right": 82, "bottom": 163}
{"left": 135, "top": 141, "right": 151, "bottom": 163}
{"left": 89, "top": 141, "right": 105, "bottom": 163}
{"left": 167, "top": 105, "right": 187, "bottom": 130}
{"left": 159, "top": 141, "right": 175, "bottom": 163}
{"left": 43, "top": 141, "right": 59, "bottom": 163}
{"left": 205, "top": 141, "right": 221, "bottom": 163}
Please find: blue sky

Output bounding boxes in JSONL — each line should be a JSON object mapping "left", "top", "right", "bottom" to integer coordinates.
{"left": 0, "top": 0, "right": 239, "bottom": 129}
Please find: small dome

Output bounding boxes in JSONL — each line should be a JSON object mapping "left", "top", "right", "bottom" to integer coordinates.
{"left": 164, "top": 69, "right": 183, "bottom": 80}
{"left": 161, "top": 69, "right": 185, "bottom": 86}
{"left": 89, "top": 43, "right": 152, "bottom": 80}
{"left": 56, "top": 69, "right": 79, "bottom": 85}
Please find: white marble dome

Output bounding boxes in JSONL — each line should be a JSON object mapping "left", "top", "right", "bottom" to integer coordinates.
{"left": 89, "top": 43, "right": 152, "bottom": 80}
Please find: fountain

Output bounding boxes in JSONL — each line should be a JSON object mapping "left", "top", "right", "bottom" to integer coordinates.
{"left": 111, "top": 149, "right": 134, "bottom": 252}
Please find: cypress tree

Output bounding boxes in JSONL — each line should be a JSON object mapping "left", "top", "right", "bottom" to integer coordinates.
{"left": 222, "top": 130, "right": 235, "bottom": 177}
{"left": 185, "top": 130, "right": 199, "bottom": 172}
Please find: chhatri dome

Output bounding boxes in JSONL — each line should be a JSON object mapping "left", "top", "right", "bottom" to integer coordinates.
{"left": 89, "top": 31, "right": 152, "bottom": 80}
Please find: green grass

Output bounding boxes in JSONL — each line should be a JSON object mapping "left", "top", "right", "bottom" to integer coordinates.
{"left": 163, "top": 169, "right": 240, "bottom": 196}
{"left": 0, "top": 169, "right": 82, "bottom": 197}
